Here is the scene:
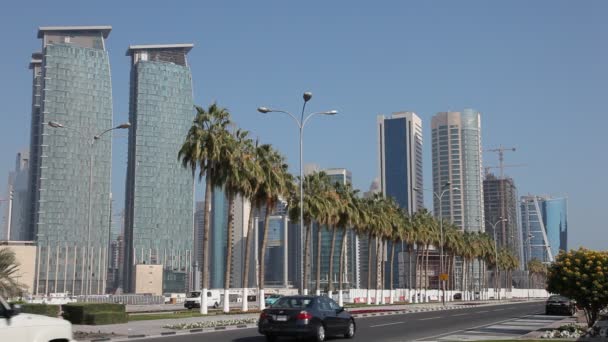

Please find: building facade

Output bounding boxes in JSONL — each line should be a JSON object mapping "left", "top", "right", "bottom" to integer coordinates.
{"left": 483, "top": 173, "right": 521, "bottom": 267}
{"left": 30, "top": 26, "right": 114, "bottom": 295}
{"left": 123, "top": 44, "right": 195, "bottom": 293}
{"left": 520, "top": 195, "right": 568, "bottom": 266}
{"left": 3, "top": 150, "right": 30, "bottom": 241}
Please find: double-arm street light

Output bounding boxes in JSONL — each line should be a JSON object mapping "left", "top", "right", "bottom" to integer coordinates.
{"left": 48, "top": 120, "right": 130, "bottom": 299}
{"left": 414, "top": 182, "right": 459, "bottom": 305}
{"left": 258, "top": 92, "right": 337, "bottom": 295}
{"left": 486, "top": 217, "right": 507, "bottom": 300}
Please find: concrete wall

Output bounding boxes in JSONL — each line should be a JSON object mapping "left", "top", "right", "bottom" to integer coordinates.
{"left": 0, "top": 244, "right": 37, "bottom": 294}
{"left": 134, "top": 264, "right": 163, "bottom": 295}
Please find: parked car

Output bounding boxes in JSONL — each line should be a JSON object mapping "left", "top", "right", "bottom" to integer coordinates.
{"left": 545, "top": 295, "right": 577, "bottom": 315}
{"left": 0, "top": 295, "right": 74, "bottom": 341}
{"left": 265, "top": 294, "right": 282, "bottom": 307}
{"left": 258, "top": 295, "right": 355, "bottom": 342}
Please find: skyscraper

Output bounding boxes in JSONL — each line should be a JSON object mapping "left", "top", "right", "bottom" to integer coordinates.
{"left": 377, "top": 112, "right": 423, "bottom": 213}
{"left": 483, "top": 173, "right": 521, "bottom": 267}
{"left": 378, "top": 112, "right": 423, "bottom": 289}
{"left": 123, "top": 44, "right": 195, "bottom": 293}
{"left": 521, "top": 195, "right": 568, "bottom": 266}
{"left": 3, "top": 150, "right": 30, "bottom": 241}
{"left": 431, "top": 110, "right": 484, "bottom": 232}
{"left": 30, "top": 26, "right": 114, "bottom": 295}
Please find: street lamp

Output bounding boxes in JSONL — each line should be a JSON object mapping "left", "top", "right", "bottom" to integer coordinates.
{"left": 486, "top": 217, "right": 507, "bottom": 300}
{"left": 257, "top": 92, "right": 337, "bottom": 299}
{"left": 523, "top": 233, "right": 534, "bottom": 300}
{"left": 414, "top": 182, "right": 458, "bottom": 305}
{"left": 48, "top": 121, "right": 130, "bottom": 300}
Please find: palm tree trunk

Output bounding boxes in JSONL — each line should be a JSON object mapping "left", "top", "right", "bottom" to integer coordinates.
{"left": 303, "top": 222, "right": 312, "bottom": 295}
{"left": 200, "top": 174, "right": 213, "bottom": 314}
{"left": 366, "top": 232, "right": 373, "bottom": 304}
{"left": 414, "top": 244, "right": 421, "bottom": 302}
{"left": 338, "top": 228, "right": 348, "bottom": 306}
{"left": 258, "top": 199, "right": 273, "bottom": 309}
{"left": 390, "top": 240, "right": 396, "bottom": 304}
{"left": 223, "top": 194, "right": 235, "bottom": 313}
{"left": 423, "top": 244, "right": 429, "bottom": 302}
{"left": 241, "top": 203, "right": 256, "bottom": 312}
{"left": 315, "top": 225, "right": 322, "bottom": 295}
{"left": 375, "top": 237, "right": 381, "bottom": 304}
{"left": 327, "top": 227, "right": 337, "bottom": 293}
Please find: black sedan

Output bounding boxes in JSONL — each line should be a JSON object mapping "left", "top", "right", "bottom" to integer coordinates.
{"left": 258, "top": 295, "right": 356, "bottom": 342}
{"left": 545, "top": 295, "right": 577, "bottom": 315}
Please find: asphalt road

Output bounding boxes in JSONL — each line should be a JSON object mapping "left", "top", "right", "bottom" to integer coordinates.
{"left": 140, "top": 301, "right": 546, "bottom": 342}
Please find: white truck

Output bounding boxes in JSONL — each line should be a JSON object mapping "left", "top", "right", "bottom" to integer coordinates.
{"left": 0, "top": 295, "right": 74, "bottom": 341}
{"left": 183, "top": 290, "right": 222, "bottom": 309}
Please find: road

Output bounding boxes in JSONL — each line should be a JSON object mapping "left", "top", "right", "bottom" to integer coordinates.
{"left": 138, "top": 301, "right": 551, "bottom": 342}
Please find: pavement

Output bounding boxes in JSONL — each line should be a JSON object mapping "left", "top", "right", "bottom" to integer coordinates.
{"left": 73, "top": 299, "right": 558, "bottom": 341}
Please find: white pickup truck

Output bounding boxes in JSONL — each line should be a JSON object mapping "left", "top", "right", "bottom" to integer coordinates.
{"left": 0, "top": 295, "right": 74, "bottom": 341}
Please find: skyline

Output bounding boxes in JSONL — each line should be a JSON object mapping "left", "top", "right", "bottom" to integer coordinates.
{"left": 0, "top": 1, "right": 606, "bottom": 250}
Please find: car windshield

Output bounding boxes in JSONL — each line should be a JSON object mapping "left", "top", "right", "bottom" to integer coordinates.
{"left": 549, "top": 295, "right": 569, "bottom": 301}
{"left": 272, "top": 297, "right": 314, "bottom": 309}
{"left": 188, "top": 292, "right": 201, "bottom": 298}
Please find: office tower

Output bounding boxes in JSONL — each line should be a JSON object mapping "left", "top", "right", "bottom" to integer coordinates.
{"left": 521, "top": 195, "right": 568, "bottom": 266}
{"left": 30, "top": 26, "right": 113, "bottom": 295}
{"left": 377, "top": 112, "right": 423, "bottom": 212}
{"left": 3, "top": 150, "right": 30, "bottom": 241}
{"left": 123, "top": 44, "right": 195, "bottom": 293}
{"left": 431, "top": 109, "right": 484, "bottom": 292}
{"left": 483, "top": 173, "right": 521, "bottom": 267}
{"left": 431, "top": 110, "right": 484, "bottom": 231}
{"left": 378, "top": 112, "right": 423, "bottom": 289}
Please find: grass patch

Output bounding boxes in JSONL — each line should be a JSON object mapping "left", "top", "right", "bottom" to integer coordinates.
{"left": 129, "top": 309, "right": 261, "bottom": 321}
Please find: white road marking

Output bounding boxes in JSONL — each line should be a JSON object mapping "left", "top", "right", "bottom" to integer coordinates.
{"left": 414, "top": 314, "right": 539, "bottom": 341}
{"left": 419, "top": 316, "right": 442, "bottom": 320}
{"left": 477, "top": 310, "right": 489, "bottom": 313}
{"left": 492, "top": 309, "right": 505, "bottom": 311}
{"left": 370, "top": 321, "right": 405, "bottom": 328}
{"left": 452, "top": 313, "right": 469, "bottom": 316}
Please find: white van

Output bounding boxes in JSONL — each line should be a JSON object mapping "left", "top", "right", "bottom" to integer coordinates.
{"left": 0, "top": 295, "right": 74, "bottom": 341}
{"left": 183, "top": 290, "right": 222, "bottom": 309}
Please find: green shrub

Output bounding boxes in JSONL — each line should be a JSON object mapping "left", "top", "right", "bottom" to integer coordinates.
{"left": 84, "top": 311, "right": 128, "bottom": 325}
{"left": 19, "top": 304, "right": 60, "bottom": 317}
{"left": 63, "top": 303, "right": 125, "bottom": 324}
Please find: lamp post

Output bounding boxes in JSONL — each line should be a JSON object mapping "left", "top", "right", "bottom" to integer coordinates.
{"left": 48, "top": 121, "right": 130, "bottom": 300}
{"left": 414, "top": 182, "right": 458, "bottom": 305}
{"left": 523, "top": 233, "right": 534, "bottom": 300}
{"left": 257, "top": 92, "right": 337, "bottom": 297}
{"left": 486, "top": 217, "right": 507, "bottom": 300}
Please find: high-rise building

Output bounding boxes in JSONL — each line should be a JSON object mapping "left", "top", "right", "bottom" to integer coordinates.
{"left": 123, "top": 44, "right": 195, "bottom": 293}
{"left": 431, "top": 110, "right": 484, "bottom": 232}
{"left": 431, "top": 109, "right": 484, "bottom": 291}
{"left": 30, "top": 26, "right": 114, "bottom": 295}
{"left": 377, "top": 112, "right": 423, "bottom": 213}
{"left": 483, "top": 173, "right": 521, "bottom": 267}
{"left": 3, "top": 150, "right": 30, "bottom": 241}
{"left": 520, "top": 195, "right": 568, "bottom": 266}
{"left": 377, "top": 112, "right": 423, "bottom": 289}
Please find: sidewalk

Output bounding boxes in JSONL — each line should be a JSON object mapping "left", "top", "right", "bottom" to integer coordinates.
{"left": 73, "top": 299, "right": 538, "bottom": 341}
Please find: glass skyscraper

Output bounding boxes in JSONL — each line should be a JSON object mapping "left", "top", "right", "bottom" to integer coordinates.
{"left": 30, "top": 26, "right": 114, "bottom": 295}
{"left": 521, "top": 195, "right": 568, "bottom": 266}
{"left": 123, "top": 44, "right": 195, "bottom": 293}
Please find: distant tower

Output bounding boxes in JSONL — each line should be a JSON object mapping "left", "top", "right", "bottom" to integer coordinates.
{"left": 377, "top": 112, "right": 423, "bottom": 213}
{"left": 431, "top": 110, "right": 484, "bottom": 232}
{"left": 30, "top": 26, "right": 114, "bottom": 295}
{"left": 123, "top": 44, "right": 195, "bottom": 293}
{"left": 521, "top": 195, "right": 568, "bottom": 267}
{"left": 3, "top": 150, "right": 30, "bottom": 241}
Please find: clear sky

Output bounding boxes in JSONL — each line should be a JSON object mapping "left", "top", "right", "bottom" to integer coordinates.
{"left": 0, "top": 1, "right": 606, "bottom": 249}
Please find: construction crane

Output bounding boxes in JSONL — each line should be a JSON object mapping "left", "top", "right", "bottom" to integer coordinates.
{"left": 485, "top": 145, "right": 516, "bottom": 179}
{"left": 484, "top": 164, "right": 527, "bottom": 177}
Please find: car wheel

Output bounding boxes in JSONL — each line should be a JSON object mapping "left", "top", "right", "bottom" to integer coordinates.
{"left": 344, "top": 319, "right": 356, "bottom": 339}
{"left": 314, "top": 323, "right": 326, "bottom": 342}
{"left": 265, "top": 334, "right": 277, "bottom": 342}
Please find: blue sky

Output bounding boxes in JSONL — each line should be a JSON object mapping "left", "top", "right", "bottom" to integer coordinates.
{"left": 0, "top": 1, "right": 606, "bottom": 249}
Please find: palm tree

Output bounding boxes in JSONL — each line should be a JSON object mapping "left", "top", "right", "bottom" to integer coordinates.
{"left": 335, "top": 183, "right": 361, "bottom": 306}
{"left": 220, "top": 129, "right": 257, "bottom": 313}
{"left": 527, "top": 258, "right": 547, "bottom": 289}
{"left": 179, "top": 103, "right": 231, "bottom": 314}
{"left": 0, "top": 248, "right": 24, "bottom": 298}
{"left": 326, "top": 182, "right": 348, "bottom": 295}
{"left": 258, "top": 146, "right": 292, "bottom": 309}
